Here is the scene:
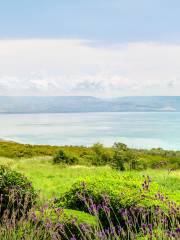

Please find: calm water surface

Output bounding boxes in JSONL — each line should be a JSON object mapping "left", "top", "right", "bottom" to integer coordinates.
{"left": 0, "top": 112, "right": 180, "bottom": 150}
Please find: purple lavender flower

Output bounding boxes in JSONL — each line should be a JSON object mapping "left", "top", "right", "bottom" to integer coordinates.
{"left": 102, "top": 205, "right": 110, "bottom": 214}
{"left": 71, "top": 217, "right": 78, "bottom": 225}
{"left": 70, "top": 235, "right": 77, "bottom": 240}
{"left": 30, "top": 212, "right": 37, "bottom": 222}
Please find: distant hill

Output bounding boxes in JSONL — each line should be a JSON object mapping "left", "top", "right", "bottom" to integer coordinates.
{"left": 0, "top": 96, "right": 180, "bottom": 113}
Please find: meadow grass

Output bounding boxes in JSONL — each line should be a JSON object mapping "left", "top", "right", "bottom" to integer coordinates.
{"left": 0, "top": 156, "right": 179, "bottom": 201}
{"left": 0, "top": 157, "right": 113, "bottom": 199}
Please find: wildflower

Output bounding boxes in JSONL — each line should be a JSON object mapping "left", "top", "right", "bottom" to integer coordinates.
{"left": 142, "top": 223, "right": 147, "bottom": 229}
{"left": 44, "top": 218, "right": 53, "bottom": 230}
{"left": 102, "top": 205, "right": 110, "bottom": 215}
{"left": 102, "top": 195, "right": 110, "bottom": 205}
{"left": 54, "top": 207, "right": 63, "bottom": 216}
{"left": 30, "top": 212, "right": 37, "bottom": 222}
{"left": 55, "top": 223, "right": 65, "bottom": 235}
{"left": 52, "top": 232, "right": 59, "bottom": 240}
{"left": 119, "top": 208, "right": 128, "bottom": 218}
{"left": 80, "top": 223, "right": 87, "bottom": 232}
{"left": 70, "top": 235, "right": 77, "bottom": 240}
{"left": 96, "top": 230, "right": 106, "bottom": 240}
{"left": 71, "top": 217, "right": 78, "bottom": 225}
{"left": 110, "top": 227, "right": 116, "bottom": 236}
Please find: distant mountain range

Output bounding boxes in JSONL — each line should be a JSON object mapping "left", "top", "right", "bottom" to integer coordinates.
{"left": 0, "top": 96, "right": 180, "bottom": 113}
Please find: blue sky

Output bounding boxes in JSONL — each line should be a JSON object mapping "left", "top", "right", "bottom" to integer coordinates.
{"left": 0, "top": 1, "right": 180, "bottom": 96}
{"left": 1, "top": 0, "right": 180, "bottom": 43}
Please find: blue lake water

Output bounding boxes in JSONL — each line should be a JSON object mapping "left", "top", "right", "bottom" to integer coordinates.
{"left": 0, "top": 112, "right": 180, "bottom": 150}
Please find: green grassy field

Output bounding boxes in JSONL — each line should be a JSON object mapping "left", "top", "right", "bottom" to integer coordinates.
{"left": 0, "top": 152, "right": 179, "bottom": 239}
{"left": 1, "top": 156, "right": 179, "bottom": 202}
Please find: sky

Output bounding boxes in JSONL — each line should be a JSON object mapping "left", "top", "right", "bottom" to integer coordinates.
{"left": 0, "top": 0, "right": 180, "bottom": 97}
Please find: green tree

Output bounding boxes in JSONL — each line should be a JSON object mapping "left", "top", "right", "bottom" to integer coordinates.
{"left": 91, "top": 143, "right": 112, "bottom": 165}
{"left": 112, "top": 142, "right": 138, "bottom": 170}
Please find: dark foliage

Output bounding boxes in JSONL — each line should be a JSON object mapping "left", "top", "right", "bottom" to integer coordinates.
{"left": 53, "top": 150, "right": 79, "bottom": 165}
{"left": 0, "top": 166, "right": 37, "bottom": 220}
{"left": 112, "top": 143, "right": 138, "bottom": 170}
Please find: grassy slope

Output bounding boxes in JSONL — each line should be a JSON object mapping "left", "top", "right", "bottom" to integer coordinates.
{"left": 0, "top": 157, "right": 112, "bottom": 199}
{"left": 0, "top": 157, "right": 179, "bottom": 202}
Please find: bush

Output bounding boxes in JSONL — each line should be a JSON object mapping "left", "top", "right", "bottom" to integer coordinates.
{"left": 37, "top": 207, "right": 97, "bottom": 227}
{"left": 53, "top": 150, "right": 79, "bottom": 165}
{"left": 0, "top": 166, "right": 36, "bottom": 220}
{"left": 58, "top": 209, "right": 98, "bottom": 239}
{"left": 91, "top": 143, "right": 112, "bottom": 166}
{"left": 56, "top": 175, "right": 179, "bottom": 228}
{"left": 32, "top": 207, "right": 98, "bottom": 240}
{"left": 112, "top": 143, "right": 138, "bottom": 170}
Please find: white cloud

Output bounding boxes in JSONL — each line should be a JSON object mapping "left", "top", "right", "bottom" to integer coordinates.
{"left": 0, "top": 39, "right": 180, "bottom": 96}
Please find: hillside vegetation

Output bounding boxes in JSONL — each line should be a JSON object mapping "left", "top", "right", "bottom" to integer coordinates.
{"left": 0, "top": 140, "right": 180, "bottom": 170}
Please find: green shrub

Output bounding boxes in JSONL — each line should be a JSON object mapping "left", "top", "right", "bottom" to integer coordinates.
{"left": 91, "top": 143, "right": 112, "bottom": 166}
{"left": 37, "top": 208, "right": 97, "bottom": 226}
{"left": 59, "top": 209, "right": 98, "bottom": 239}
{"left": 53, "top": 150, "right": 79, "bottom": 165}
{"left": 34, "top": 207, "right": 98, "bottom": 239}
{"left": 1, "top": 140, "right": 180, "bottom": 170}
{"left": 0, "top": 166, "right": 36, "bottom": 220}
{"left": 112, "top": 143, "right": 138, "bottom": 170}
{"left": 56, "top": 175, "right": 179, "bottom": 227}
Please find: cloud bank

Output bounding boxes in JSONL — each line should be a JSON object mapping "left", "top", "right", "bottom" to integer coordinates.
{"left": 0, "top": 39, "right": 180, "bottom": 96}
